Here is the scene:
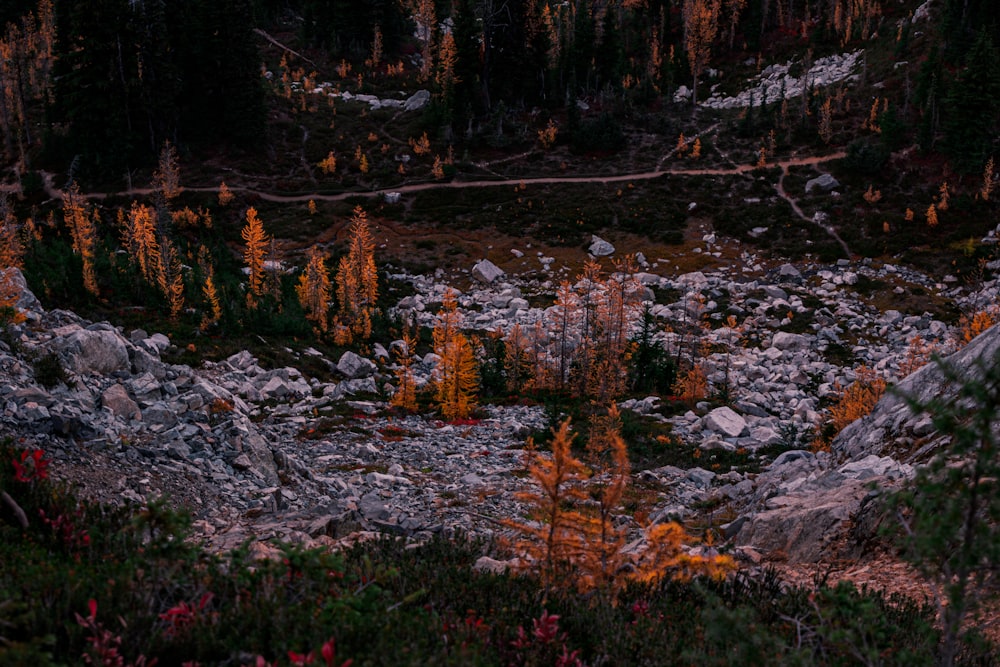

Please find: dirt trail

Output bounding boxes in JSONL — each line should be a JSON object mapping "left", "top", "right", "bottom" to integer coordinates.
{"left": 776, "top": 163, "right": 853, "bottom": 257}
{"left": 1, "top": 151, "right": 849, "bottom": 255}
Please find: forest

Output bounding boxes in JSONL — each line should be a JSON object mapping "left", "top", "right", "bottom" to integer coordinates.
{"left": 0, "top": 0, "right": 997, "bottom": 181}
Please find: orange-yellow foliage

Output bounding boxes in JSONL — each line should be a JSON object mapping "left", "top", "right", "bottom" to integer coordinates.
{"left": 632, "top": 522, "right": 736, "bottom": 584}
{"left": 241, "top": 207, "right": 269, "bottom": 306}
{"left": 296, "top": 246, "right": 331, "bottom": 333}
{"left": 119, "top": 202, "right": 159, "bottom": 285}
{"left": 926, "top": 203, "right": 938, "bottom": 228}
{"left": 682, "top": 0, "right": 721, "bottom": 103}
{"left": 674, "top": 362, "right": 709, "bottom": 405}
{"left": 432, "top": 290, "right": 478, "bottom": 420}
{"left": 959, "top": 309, "right": 997, "bottom": 345}
{"left": 409, "top": 132, "right": 431, "bottom": 156}
{"left": 435, "top": 30, "right": 459, "bottom": 94}
{"left": 317, "top": 152, "right": 337, "bottom": 175}
{"left": 537, "top": 119, "right": 558, "bottom": 149}
{"left": 391, "top": 325, "right": 419, "bottom": 413}
{"left": 828, "top": 365, "right": 886, "bottom": 435}
{"left": 153, "top": 140, "right": 182, "bottom": 202}
{"left": 334, "top": 206, "right": 379, "bottom": 341}
{"left": 507, "top": 413, "right": 736, "bottom": 595}
{"left": 156, "top": 237, "right": 185, "bottom": 319}
{"left": 63, "top": 184, "right": 98, "bottom": 296}
{"left": 505, "top": 420, "right": 590, "bottom": 590}
{"left": 217, "top": 181, "right": 234, "bottom": 207}
{"left": 201, "top": 274, "right": 222, "bottom": 330}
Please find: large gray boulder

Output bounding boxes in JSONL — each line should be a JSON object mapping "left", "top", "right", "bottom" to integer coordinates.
{"left": 48, "top": 327, "right": 131, "bottom": 376}
{"left": 472, "top": 259, "right": 505, "bottom": 284}
{"left": 337, "top": 351, "right": 376, "bottom": 379}
{"left": 404, "top": 90, "right": 431, "bottom": 112}
{"left": 805, "top": 173, "right": 840, "bottom": 193}
{"left": 835, "top": 322, "right": 1000, "bottom": 461}
{"left": 1, "top": 268, "right": 42, "bottom": 317}
{"left": 771, "top": 331, "right": 810, "bottom": 351}
{"left": 703, "top": 406, "right": 748, "bottom": 438}
{"left": 588, "top": 235, "right": 615, "bottom": 257}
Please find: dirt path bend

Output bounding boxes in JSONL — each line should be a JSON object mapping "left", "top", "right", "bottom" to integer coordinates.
{"left": 776, "top": 163, "right": 853, "bottom": 257}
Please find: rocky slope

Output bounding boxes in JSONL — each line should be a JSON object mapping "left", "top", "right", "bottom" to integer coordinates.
{"left": 1, "top": 228, "right": 996, "bottom": 565}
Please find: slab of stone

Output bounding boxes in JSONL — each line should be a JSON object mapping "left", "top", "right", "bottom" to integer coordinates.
{"left": 704, "top": 406, "right": 748, "bottom": 438}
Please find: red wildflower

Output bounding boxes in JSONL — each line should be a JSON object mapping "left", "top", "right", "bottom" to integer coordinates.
{"left": 12, "top": 449, "right": 48, "bottom": 482}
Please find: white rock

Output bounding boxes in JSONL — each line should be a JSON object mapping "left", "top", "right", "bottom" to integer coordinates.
{"left": 704, "top": 406, "right": 748, "bottom": 438}
{"left": 588, "top": 235, "right": 615, "bottom": 257}
{"left": 336, "top": 351, "right": 376, "bottom": 379}
{"left": 472, "top": 259, "right": 505, "bottom": 284}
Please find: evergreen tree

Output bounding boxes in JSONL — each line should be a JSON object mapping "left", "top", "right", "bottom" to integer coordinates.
{"left": 942, "top": 31, "right": 1000, "bottom": 174}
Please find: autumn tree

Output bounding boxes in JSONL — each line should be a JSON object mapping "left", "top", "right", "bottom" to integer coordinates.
{"left": 504, "top": 323, "right": 533, "bottom": 393}
{"left": 241, "top": 207, "right": 269, "bottom": 308}
{"left": 296, "top": 245, "right": 331, "bottom": 333}
{"left": 432, "top": 290, "right": 478, "bottom": 421}
{"left": 119, "top": 202, "right": 159, "bottom": 286}
{"left": 63, "top": 183, "right": 98, "bottom": 296}
{"left": 0, "top": 201, "right": 24, "bottom": 323}
{"left": 152, "top": 140, "right": 182, "bottom": 203}
{"left": 683, "top": 0, "right": 721, "bottom": 105}
{"left": 825, "top": 365, "right": 887, "bottom": 439}
{"left": 334, "top": 206, "right": 379, "bottom": 343}
{"left": 410, "top": 0, "right": 436, "bottom": 81}
{"left": 578, "top": 404, "right": 630, "bottom": 592}
{"left": 218, "top": 181, "right": 234, "bottom": 207}
{"left": 391, "top": 321, "right": 419, "bottom": 413}
{"left": 505, "top": 419, "right": 590, "bottom": 592}
{"left": 435, "top": 30, "right": 460, "bottom": 108}
{"left": 926, "top": 202, "right": 939, "bottom": 228}
{"left": 156, "top": 236, "right": 185, "bottom": 319}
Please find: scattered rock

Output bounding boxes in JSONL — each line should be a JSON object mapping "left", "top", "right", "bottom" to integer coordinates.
{"left": 472, "top": 259, "right": 505, "bottom": 284}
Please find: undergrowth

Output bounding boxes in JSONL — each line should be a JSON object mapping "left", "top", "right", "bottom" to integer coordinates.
{"left": 0, "top": 440, "right": 991, "bottom": 665}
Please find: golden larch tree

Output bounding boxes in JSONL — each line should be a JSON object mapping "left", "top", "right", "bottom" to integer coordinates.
{"left": 156, "top": 236, "right": 185, "bottom": 319}
{"left": 827, "top": 365, "right": 886, "bottom": 437}
{"left": 0, "top": 204, "right": 25, "bottom": 323}
{"left": 241, "top": 207, "right": 269, "bottom": 307}
{"left": 296, "top": 245, "right": 332, "bottom": 333}
{"left": 578, "top": 404, "right": 631, "bottom": 592}
{"left": 432, "top": 290, "right": 478, "bottom": 421}
{"left": 201, "top": 274, "right": 222, "bottom": 330}
{"left": 926, "top": 203, "right": 939, "bottom": 228}
{"left": 217, "top": 181, "right": 234, "bottom": 207}
{"left": 334, "top": 206, "right": 379, "bottom": 341}
{"left": 152, "top": 140, "right": 182, "bottom": 202}
{"left": 119, "top": 202, "right": 159, "bottom": 285}
{"left": 63, "top": 184, "right": 98, "bottom": 296}
{"left": 435, "top": 30, "right": 460, "bottom": 100}
{"left": 504, "top": 419, "right": 590, "bottom": 592}
{"left": 391, "top": 323, "right": 419, "bottom": 413}
{"left": 682, "top": 0, "right": 721, "bottom": 104}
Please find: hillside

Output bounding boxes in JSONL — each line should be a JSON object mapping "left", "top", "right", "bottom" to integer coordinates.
{"left": 0, "top": 0, "right": 999, "bottom": 664}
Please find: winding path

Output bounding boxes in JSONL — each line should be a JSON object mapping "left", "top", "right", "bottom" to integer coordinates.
{"left": 1, "top": 150, "right": 849, "bottom": 250}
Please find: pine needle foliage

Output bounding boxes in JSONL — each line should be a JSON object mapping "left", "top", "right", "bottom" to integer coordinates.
{"left": 295, "top": 246, "right": 331, "bottom": 333}
{"left": 334, "top": 206, "right": 378, "bottom": 343}
{"left": 391, "top": 323, "right": 419, "bottom": 413}
{"left": 241, "top": 207, "right": 269, "bottom": 308}
{"left": 432, "top": 290, "right": 478, "bottom": 421}
{"left": 62, "top": 183, "right": 98, "bottom": 296}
